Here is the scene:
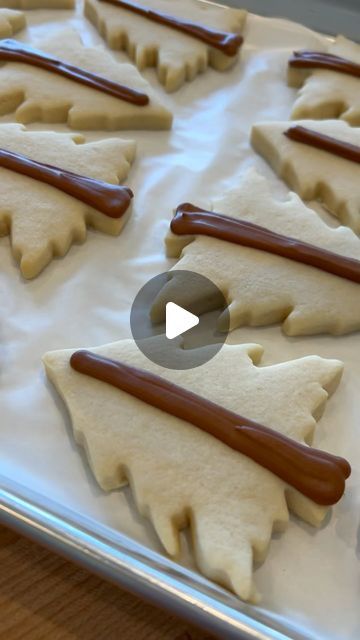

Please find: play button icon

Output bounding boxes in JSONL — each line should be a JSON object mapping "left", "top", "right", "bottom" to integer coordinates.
{"left": 165, "top": 302, "right": 199, "bottom": 339}
{"left": 130, "top": 270, "right": 230, "bottom": 370}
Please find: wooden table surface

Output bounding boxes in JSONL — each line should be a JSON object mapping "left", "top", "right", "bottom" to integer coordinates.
{"left": 0, "top": 525, "right": 215, "bottom": 640}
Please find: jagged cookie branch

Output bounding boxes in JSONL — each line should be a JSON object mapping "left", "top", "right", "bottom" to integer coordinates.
{"left": 85, "top": 0, "right": 247, "bottom": 92}
{"left": 157, "top": 169, "right": 360, "bottom": 335}
{"left": 0, "top": 124, "right": 135, "bottom": 278}
{"left": 251, "top": 120, "right": 360, "bottom": 234}
{"left": 44, "top": 337, "right": 344, "bottom": 601}
{"left": 288, "top": 35, "right": 360, "bottom": 126}
{"left": 0, "top": 28, "right": 172, "bottom": 130}
{"left": 0, "top": 8, "right": 25, "bottom": 37}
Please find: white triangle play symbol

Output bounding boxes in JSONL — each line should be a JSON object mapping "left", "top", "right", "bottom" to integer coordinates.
{"left": 165, "top": 302, "right": 199, "bottom": 340}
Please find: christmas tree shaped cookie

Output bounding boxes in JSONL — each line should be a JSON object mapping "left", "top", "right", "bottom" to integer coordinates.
{"left": 0, "top": 28, "right": 172, "bottom": 129}
{"left": 251, "top": 120, "right": 360, "bottom": 235}
{"left": 43, "top": 337, "right": 349, "bottom": 601}
{"left": 0, "top": 9, "right": 25, "bottom": 36}
{"left": 84, "top": 0, "right": 247, "bottom": 92}
{"left": 288, "top": 35, "right": 360, "bottom": 126}
{"left": 0, "top": 0, "right": 74, "bottom": 9}
{"left": 154, "top": 170, "right": 360, "bottom": 336}
{"left": 0, "top": 123, "right": 135, "bottom": 278}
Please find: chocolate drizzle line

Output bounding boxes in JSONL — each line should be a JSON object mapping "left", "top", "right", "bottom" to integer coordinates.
{"left": 0, "top": 39, "right": 149, "bottom": 106}
{"left": 0, "top": 148, "right": 133, "bottom": 218}
{"left": 289, "top": 50, "right": 360, "bottom": 79}
{"left": 171, "top": 204, "right": 360, "bottom": 284}
{"left": 99, "top": 0, "right": 243, "bottom": 56}
{"left": 285, "top": 125, "right": 360, "bottom": 165}
{"left": 70, "top": 350, "right": 351, "bottom": 506}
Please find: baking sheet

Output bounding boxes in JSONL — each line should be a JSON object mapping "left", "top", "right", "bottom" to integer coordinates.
{"left": 226, "top": 0, "right": 360, "bottom": 42}
{"left": 0, "top": 2, "right": 359, "bottom": 639}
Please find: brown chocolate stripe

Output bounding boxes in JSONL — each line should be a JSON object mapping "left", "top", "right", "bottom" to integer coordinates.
{"left": 284, "top": 125, "right": 360, "bottom": 164}
{"left": 0, "top": 148, "right": 133, "bottom": 218}
{"left": 171, "top": 204, "right": 360, "bottom": 284}
{"left": 0, "top": 39, "right": 149, "bottom": 106}
{"left": 99, "top": 0, "right": 243, "bottom": 56}
{"left": 289, "top": 50, "right": 360, "bottom": 79}
{"left": 70, "top": 350, "right": 351, "bottom": 506}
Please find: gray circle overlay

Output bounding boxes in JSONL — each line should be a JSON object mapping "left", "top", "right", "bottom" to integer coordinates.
{"left": 130, "top": 270, "right": 230, "bottom": 370}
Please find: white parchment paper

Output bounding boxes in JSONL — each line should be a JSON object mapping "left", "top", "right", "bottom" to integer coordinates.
{"left": 0, "top": 2, "right": 359, "bottom": 639}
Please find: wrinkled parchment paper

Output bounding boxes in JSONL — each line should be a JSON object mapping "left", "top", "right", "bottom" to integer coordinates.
{"left": 0, "top": 2, "right": 359, "bottom": 638}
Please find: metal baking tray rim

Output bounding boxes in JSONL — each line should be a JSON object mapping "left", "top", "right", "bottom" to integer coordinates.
{"left": 0, "top": 474, "right": 306, "bottom": 640}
